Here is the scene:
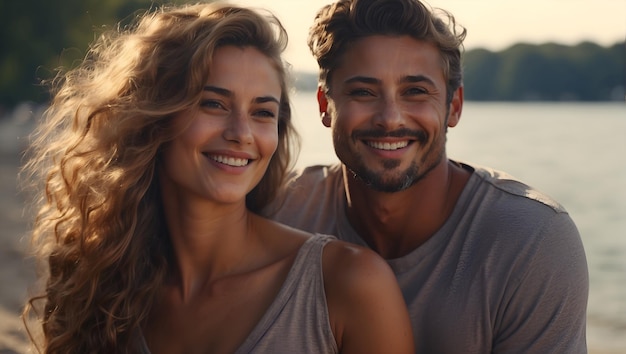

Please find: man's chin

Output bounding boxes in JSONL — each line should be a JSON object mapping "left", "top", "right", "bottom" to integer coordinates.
{"left": 350, "top": 167, "right": 419, "bottom": 193}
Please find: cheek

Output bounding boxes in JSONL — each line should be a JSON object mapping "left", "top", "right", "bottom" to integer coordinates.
{"left": 269, "top": 134, "right": 279, "bottom": 155}
{"left": 159, "top": 142, "right": 188, "bottom": 185}
{"left": 163, "top": 138, "right": 193, "bottom": 164}
{"left": 183, "top": 118, "right": 220, "bottom": 144}
{"left": 331, "top": 121, "right": 351, "bottom": 148}
{"left": 333, "top": 102, "right": 367, "bottom": 129}
{"left": 260, "top": 124, "right": 279, "bottom": 156}
{"left": 406, "top": 102, "right": 444, "bottom": 128}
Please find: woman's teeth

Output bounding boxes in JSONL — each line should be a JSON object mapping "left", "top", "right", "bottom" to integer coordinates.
{"left": 211, "top": 155, "right": 249, "bottom": 167}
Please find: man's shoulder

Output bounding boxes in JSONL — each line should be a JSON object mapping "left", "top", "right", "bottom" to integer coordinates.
{"left": 451, "top": 162, "right": 583, "bottom": 267}
{"left": 284, "top": 163, "right": 343, "bottom": 190}
{"left": 466, "top": 162, "right": 567, "bottom": 214}
{"left": 458, "top": 161, "right": 582, "bottom": 251}
{"left": 288, "top": 163, "right": 342, "bottom": 180}
{"left": 263, "top": 163, "right": 345, "bottom": 235}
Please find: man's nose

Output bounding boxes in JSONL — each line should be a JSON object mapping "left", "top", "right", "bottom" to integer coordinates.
{"left": 373, "top": 97, "right": 405, "bottom": 130}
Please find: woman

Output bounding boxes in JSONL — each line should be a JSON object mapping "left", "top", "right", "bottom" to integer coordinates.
{"left": 22, "top": 2, "right": 413, "bottom": 353}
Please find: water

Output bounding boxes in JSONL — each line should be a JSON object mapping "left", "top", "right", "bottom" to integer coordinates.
{"left": 290, "top": 91, "right": 626, "bottom": 351}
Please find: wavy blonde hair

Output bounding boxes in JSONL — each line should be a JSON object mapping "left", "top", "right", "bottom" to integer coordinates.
{"left": 21, "top": 2, "right": 297, "bottom": 352}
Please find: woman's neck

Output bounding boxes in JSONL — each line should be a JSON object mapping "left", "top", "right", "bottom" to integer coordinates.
{"left": 163, "top": 198, "right": 258, "bottom": 302}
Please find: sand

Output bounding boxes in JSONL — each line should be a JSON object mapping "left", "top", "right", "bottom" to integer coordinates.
{"left": 0, "top": 149, "right": 37, "bottom": 353}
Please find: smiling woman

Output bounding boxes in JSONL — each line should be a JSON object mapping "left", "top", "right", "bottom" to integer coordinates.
{"left": 20, "top": 2, "right": 413, "bottom": 354}
{"left": 160, "top": 46, "right": 282, "bottom": 207}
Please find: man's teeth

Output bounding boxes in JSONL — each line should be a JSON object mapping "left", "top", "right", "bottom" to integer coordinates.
{"left": 367, "top": 141, "right": 409, "bottom": 150}
{"left": 211, "top": 155, "right": 249, "bottom": 167}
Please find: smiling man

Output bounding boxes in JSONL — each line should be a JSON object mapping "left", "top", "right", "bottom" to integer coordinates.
{"left": 263, "top": 0, "right": 589, "bottom": 352}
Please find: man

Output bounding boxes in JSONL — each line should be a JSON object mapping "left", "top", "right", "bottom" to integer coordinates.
{"left": 264, "top": 0, "right": 588, "bottom": 352}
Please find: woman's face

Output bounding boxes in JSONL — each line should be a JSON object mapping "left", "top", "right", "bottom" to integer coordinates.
{"left": 160, "top": 45, "right": 282, "bottom": 207}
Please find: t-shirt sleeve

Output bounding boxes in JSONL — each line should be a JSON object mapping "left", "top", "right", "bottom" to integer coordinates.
{"left": 493, "top": 211, "right": 588, "bottom": 353}
{"left": 261, "top": 165, "right": 343, "bottom": 237}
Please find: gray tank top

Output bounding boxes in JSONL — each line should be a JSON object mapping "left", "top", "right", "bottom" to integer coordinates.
{"left": 139, "top": 234, "right": 338, "bottom": 354}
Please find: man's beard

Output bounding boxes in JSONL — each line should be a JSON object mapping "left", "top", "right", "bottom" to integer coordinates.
{"left": 345, "top": 149, "right": 444, "bottom": 193}
{"left": 335, "top": 127, "right": 445, "bottom": 193}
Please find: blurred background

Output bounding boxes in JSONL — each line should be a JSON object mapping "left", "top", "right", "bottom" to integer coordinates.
{"left": 1, "top": 0, "right": 624, "bottom": 353}
{"left": 0, "top": 0, "right": 624, "bottom": 108}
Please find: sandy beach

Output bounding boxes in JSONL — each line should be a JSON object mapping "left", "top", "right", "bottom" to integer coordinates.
{"left": 0, "top": 104, "right": 40, "bottom": 353}
{"left": 0, "top": 150, "right": 37, "bottom": 353}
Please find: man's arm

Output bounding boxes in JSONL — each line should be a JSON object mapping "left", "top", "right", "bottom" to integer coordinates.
{"left": 494, "top": 212, "right": 588, "bottom": 353}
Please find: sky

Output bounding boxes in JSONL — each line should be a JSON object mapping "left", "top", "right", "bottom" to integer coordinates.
{"left": 230, "top": 0, "right": 626, "bottom": 73}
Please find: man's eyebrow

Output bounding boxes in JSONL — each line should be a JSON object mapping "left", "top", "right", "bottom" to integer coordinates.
{"left": 402, "top": 75, "right": 436, "bottom": 86}
{"left": 344, "top": 76, "right": 380, "bottom": 85}
{"left": 343, "top": 75, "right": 436, "bottom": 86}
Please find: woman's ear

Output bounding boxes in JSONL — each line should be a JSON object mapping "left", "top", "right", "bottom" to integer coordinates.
{"left": 317, "top": 87, "right": 331, "bottom": 127}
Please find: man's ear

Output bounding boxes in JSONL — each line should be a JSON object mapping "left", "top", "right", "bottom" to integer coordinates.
{"left": 447, "top": 86, "right": 463, "bottom": 128}
{"left": 317, "top": 86, "right": 331, "bottom": 128}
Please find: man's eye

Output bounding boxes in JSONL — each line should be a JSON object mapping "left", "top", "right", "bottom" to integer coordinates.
{"left": 348, "top": 89, "right": 373, "bottom": 97}
{"left": 405, "top": 87, "right": 427, "bottom": 95}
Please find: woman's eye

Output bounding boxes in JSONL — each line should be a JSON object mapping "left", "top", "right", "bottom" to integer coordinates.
{"left": 255, "top": 110, "right": 276, "bottom": 118}
{"left": 200, "top": 99, "right": 223, "bottom": 109}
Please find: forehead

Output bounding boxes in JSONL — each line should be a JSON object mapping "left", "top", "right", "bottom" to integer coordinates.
{"left": 331, "top": 35, "right": 445, "bottom": 86}
{"left": 207, "top": 45, "right": 282, "bottom": 95}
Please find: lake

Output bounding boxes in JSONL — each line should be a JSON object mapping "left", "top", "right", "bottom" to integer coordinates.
{"left": 289, "top": 91, "right": 626, "bottom": 352}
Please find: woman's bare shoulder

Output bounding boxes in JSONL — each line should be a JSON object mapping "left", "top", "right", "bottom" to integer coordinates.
{"left": 321, "top": 239, "right": 396, "bottom": 292}
{"left": 250, "top": 213, "right": 313, "bottom": 254}
{"left": 321, "top": 240, "right": 414, "bottom": 354}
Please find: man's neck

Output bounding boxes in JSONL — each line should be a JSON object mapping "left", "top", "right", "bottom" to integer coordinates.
{"left": 342, "top": 160, "right": 470, "bottom": 259}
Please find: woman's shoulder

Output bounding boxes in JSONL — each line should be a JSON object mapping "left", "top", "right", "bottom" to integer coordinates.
{"left": 320, "top": 240, "right": 415, "bottom": 353}
{"left": 253, "top": 215, "right": 394, "bottom": 283}
{"left": 321, "top": 239, "right": 395, "bottom": 291}
{"left": 251, "top": 214, "right": 314, "bottom": 253}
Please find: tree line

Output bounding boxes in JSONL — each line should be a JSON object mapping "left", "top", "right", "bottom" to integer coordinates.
{"left": 462, "top": 41, "right": 625, "bottom": 101}
{"left": 0, "top": 0, "right": 184, "bottom": 110}
{"left": 296, "top": 41, "right": 625, "bottom": 102}
{"left": 1, "top": 0, "right": 624, "bottom": 111}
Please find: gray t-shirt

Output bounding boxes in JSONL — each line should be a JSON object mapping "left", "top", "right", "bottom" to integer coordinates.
{"left": 139, "top": 235, "right": 338, "bottom": 354}
{"left": 264, "top": 162, "right": 588, "bottom": 353}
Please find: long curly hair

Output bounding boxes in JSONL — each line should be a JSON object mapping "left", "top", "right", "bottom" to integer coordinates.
{"left": 21, "top": 2, "right": 298, "bottom": 353}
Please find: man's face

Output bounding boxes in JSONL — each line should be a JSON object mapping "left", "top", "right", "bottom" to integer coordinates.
{"left": 321, "top": 35, "right": 462, "bottom": 192}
